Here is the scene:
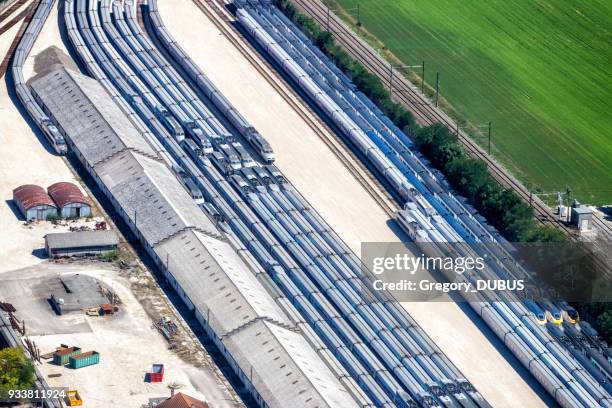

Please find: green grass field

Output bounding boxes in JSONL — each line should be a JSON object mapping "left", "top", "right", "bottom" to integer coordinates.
{"left": 328, "top": 0, "right": 612, "bottom": 205}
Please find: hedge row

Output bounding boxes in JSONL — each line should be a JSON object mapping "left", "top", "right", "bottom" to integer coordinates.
{"left": 274, "top": 0, "right": 565, "bottom": 243}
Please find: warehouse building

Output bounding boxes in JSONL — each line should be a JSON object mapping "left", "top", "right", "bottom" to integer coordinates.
{"left": 47, "top": 182, "right": 91, "bottom": 218}
{"left": 12, "top": 184, "right": 58, "bottom": 221}
{"left": 571, "top": 201, "right": 594, "bottom": 231}
{"left": 45, "top": 230, "right": 118, "bottom": 258}
{"left": 30, "top": 67, "right": 359, "bottom": 408}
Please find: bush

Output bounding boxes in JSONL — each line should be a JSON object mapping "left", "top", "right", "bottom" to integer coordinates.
{"left": 46, "top": 214, "right": 62, "bottom": 224}
{"left": 100, "top": 249, "right": 120, "bottom": 262}
{"left": 0, "top": 347, "right": 36, "bottom": 398}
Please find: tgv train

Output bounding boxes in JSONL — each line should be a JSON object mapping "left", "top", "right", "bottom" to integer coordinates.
{"left": 524, "top": 300, "right": 547, "bottom": 325}
{"left": 542, "top": 301, "right": 564, "bottom": 325}
{"left": 234, "top": 2, "right": 612, "bottom": 407}
{"left": 11, "top": 0, "right": 67, "bottom": 154}
{"left": 145, "top": 4, "right": 276, "bottom": 164}
{"left": 58, "top": 0, "right": 498, "bottom": 405}
{"left": 559, "top": 301, "right": 580, "bottom": 324}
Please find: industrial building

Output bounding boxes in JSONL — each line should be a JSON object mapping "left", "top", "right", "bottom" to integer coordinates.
{"left": 12, "top": 184, "right": 58, "bottom": 221}
{"left": 44, "top": 230, "right": 118, "bottom": 258}
{"left": 48, "top": 273, "right": 113, "bottom": 315}
{"left": 29, "top": 64, "right": 359, "bottom": 408}
{"left": 47, "top": 182, "right": 91, "bottom": 218}
{"left": 571, "top": 201, "right": 594, "bottom": 231}
{"left": 12, "top": 0, "right": 609, "bottom": 407}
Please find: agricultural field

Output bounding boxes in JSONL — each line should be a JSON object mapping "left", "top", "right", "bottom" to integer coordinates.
{"left": 328, "top": 0, "right": 612, "bottom": 205}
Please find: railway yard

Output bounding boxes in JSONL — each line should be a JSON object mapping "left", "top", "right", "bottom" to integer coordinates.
{"left": 0, "top": 1, "right": 610, "bottom": 408}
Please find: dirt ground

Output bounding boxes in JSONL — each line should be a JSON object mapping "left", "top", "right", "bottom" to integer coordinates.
{"left": 156, "top": 1, "right": 549, "bottom": 406}
{"left": 0, "top": 263, "right": 240, "bottom": 408}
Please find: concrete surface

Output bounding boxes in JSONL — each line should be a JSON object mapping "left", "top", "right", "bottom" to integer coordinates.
{"left": 0, "top": 263, "right": 240, "bottom": 408}
{"left": 157, "top": 1, "right": 548, "bottom": 406}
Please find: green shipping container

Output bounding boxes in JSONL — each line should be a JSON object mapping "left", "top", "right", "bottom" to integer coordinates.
{"left": 69, "top": 351, "right": 100, "bottom": 369}
{"left": 52, "top": 347, "right": 81, "bottom": 366}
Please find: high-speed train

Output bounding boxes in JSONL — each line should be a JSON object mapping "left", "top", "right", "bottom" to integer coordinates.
{"left": 541, "top": 301, "right": 564, "bottom": 325}
{"left": 524, "top": 300, "right": 547, "bottom": 325}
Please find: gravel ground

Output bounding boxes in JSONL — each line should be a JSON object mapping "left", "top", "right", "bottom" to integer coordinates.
{"left": 0, "top": 263, "right": 240, "bottom": 408}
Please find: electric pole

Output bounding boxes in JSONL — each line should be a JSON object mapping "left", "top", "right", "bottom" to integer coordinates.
{"left": 421, "top": 60, "right": 425, "bottom": 92}
{"left": 435, "top": 72, "right": 440, "bottom": 107}
{"left": 488, "top": 121, "right": 492, "bottom": 154}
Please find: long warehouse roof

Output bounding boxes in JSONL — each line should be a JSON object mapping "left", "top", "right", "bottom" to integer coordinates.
{"left": 94, "top": 149, "right": 222, "bottom": 244}
{"left": 153, "top": 228, "right": 292, "bottom": 336}
{"left": 45, "top": 230, "right": 118, "bottom": 250}
{"left": 30, "top": 67, "right": 158, "bottom": 164}
{"left": 29, "top": 66, "right": 358, "bottom": 408}
{"left": 224, "top": 319, "right": 358, "bottom": 408}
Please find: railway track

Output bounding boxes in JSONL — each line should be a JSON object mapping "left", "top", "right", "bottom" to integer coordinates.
{"left": 0, "top": 0, "right": 28, "bottom": 23}
{"left": 292, "top": 0, "right": 612, "bottom": 243}
{"left": 0, "top": 0, "right": 34, "bottom": 78}
{"left": 0, "top": 0, "right": 32, "bottom": 35}
{"left": 191, "top": 0, "right": 398, "bottom": 219}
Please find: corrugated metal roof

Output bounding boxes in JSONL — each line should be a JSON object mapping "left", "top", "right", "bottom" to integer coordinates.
{"left": 29, "top": 68, "right": 222, "bottom": 243}
{"left": 223, "top": 320, "right": 358, "bottom": 408}
{"left": 95, "top": 150, "right": 221, "bottom": 244}
{"left": 13, "top": 184, "right": 56, "bottom": 210}
{"left": 152, "top": 232, "right": 358, "bottom": 408}
{"left": 29, "top": 67, "right": 358, "bottom": 408}
{"left": 45, "top": 230, "right": 118, "bottom": 250}
{"left": 47, "top": 182, "right": 90, "bottom": 208}
{"left": 154, "top": 229, "right": 291, "bottom": 337}
{"left": 29, "top": 67, "right": 158, "bottom": 165}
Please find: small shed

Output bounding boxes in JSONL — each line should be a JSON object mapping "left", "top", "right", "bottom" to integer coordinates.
{"left": 571, "top": 205, "right": 593, "bottom": 231}
{"left": 45, "top": 230, "right": 118, "bottom": 258}
{"left": 47, "top": 182, "right": 92, "bottom": 218}
{"left": 154, "top": 393, "right": 208, "bottom": 408}
{"left": 12, "top": 184, "right": 58, "bottom": 221}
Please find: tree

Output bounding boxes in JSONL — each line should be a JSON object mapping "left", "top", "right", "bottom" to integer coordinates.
{"left": 0, "top": 347, "right": 36, "bottom": 396}
{"left": 315, "top": 31, "right": 333, "bottom": 49}
{"left": 596, "top": 310, "right": 612, "bottom": 341}
{"left": 521, "top": 225, "right": 566, "bottom": 243}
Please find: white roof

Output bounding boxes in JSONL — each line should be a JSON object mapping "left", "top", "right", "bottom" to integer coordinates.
{"left": 223, "top": 320, "right": 358, "bottom": 408}
{"left": 30, "top": 67, "right": 158, "bottom": 164}
{"left": 153, "top": 229, "right": 291, "bottom": 336}
{"left": 96, "top": 150, "right": 221, "bottom": 244}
